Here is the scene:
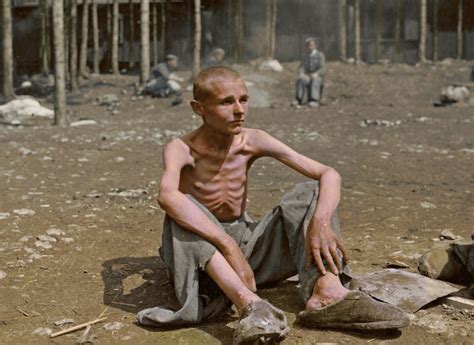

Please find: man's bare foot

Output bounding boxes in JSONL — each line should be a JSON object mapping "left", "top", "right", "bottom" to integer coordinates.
{"left": 305, "top": 272, "right": 349, "bottom": 310}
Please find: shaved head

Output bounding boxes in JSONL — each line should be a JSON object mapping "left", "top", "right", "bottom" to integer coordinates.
{"left": 193, "top": 66, "right": 243, "bottom": 103}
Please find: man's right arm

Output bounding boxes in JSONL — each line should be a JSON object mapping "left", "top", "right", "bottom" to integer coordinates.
{"left": 158, "top": 140, "right": 256, "bottom": 290}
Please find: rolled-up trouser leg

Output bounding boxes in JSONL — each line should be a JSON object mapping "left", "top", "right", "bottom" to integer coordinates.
{"left": 137, "top": 196, "right": 231, "bottom": 326}
{"left": 244, "top": 181, "right": 348, "bottom": 304}
{"left": 308, "top": 76, "right": 323, "bottom": 102}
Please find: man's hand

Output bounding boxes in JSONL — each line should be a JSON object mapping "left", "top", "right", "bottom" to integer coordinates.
{"left": 221, "top": 237, "right": 257, "bottom": 292}
{"left": 299, "top": 74, "right": 310, "bottom": 83}
{"left": 306, "top": 219, "right": 348, "bottom": 276}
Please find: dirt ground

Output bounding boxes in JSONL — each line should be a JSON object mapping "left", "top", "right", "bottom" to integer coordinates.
{"left": 1, "top": 60, "right": 473, "bottom": 344}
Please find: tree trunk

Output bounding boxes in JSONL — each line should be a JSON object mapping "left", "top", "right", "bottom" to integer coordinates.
{"left": 457, "top": 0, "right": 463, "bottom": 60}
{"left": 152, "top": 0, "right": 158, "bottom": 66}
{"left": 354, "top": 0, "right": 361, "bottom": 64}
{"left": 53, "top": 0, "right": 68, "bottom": 126}
{"left": 160, "top": 0, "right": 166, "bottom": 60}
{"left": 419, "top": 0, "right": 427, "bottom": 63}
{"left": 375, "top": 0, "right": 381, "bottom": 62}
{"left": 70, "top": 0, "right": 79, "bottom": 92}
{"left": 192, "top": 0, "right": 201, "bottom": 79}
{"left": 40, "top": 0, "right": 50, "bottom": 75}
{"left": 265, "top": 0, "right": 277, "bottom": 59}
{"left": 129, "top": 0, "right": 135, "bottom": 68}
{"left": 140, "top": 0, "right": 150, "bottom": 84}
{"left": 338, "top": 0, "right": 346, "bottom": 62}
{"left": 79, "top": 0, "right": 90, "bottom": 77}
{"left": 64, "top": 0, "right": 70, "bottom": 81}
{"left": 432, "top": 0, "right": 438, "bottom": 61}
{"left": 106, "top": 0, "right": 112, "bottom": 72}
{"left": 112, "top": 0, "right": 120, "bottom": 74}
{"left": 235, "top": 0, "right": 244, "bottom": 62}
{"left": 92, "top": 0, "right": 99, "bottom": 74}
{"left": 1, "top": 0, "right": 15, "bottom": 100}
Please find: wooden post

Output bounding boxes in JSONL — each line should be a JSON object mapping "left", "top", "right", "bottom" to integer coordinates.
{"left": 53, "top": 0, "right": 68, "bottom": 126}
{"left": 236, "top": 0, "right": 244, "bottom": 62}
{"left": 70, "top": 0, "right": 79, "bottom": 92}
{"left": 1, "top": 0, "right": 15, "bottom": 100}
{"left": 64, "top": 0, "right": 70, "bottom": 80}
{"left": 192, "top": 0, "right": 201, "bottom": 79}
{"left": 140, "top": 0, "right": 150, "bottom": 84}
{"left": 419, "top": 0, "right": 427, "bottom": 63}
{"left": 375, "top": 0, "right": 381, "bottom": 62}
{"left": 40, "top": 0, "right": 50, "bottom": 75}
{"left": 354, "top": 0, "right": 361, "bottom": 64}
{"left": 112, "top": 0, "right": 119, "bottom": 74}
{"left": 128, "top": 0, "right": 135, "bottom": 68}
{"left": 79, "top": 0, "right": 90, "bottom": 77}
{"left": 395, "top": 0, "right": 402, "bottom": 62}
{"left": 432, "top": 0, "right": 438, "bottom": 61}
{"left": 269, "top": 0, "right": 277, "bottom": 59}
{"left": 457, "top": 0, "right": 463, "bottom": 60}
{"left": 92, "top": 0, "right": 99, "bottom": 74}
{"left": 338, "top": 0, "right": 347, "bottom": 62}
{"left": 152, "top": 0, "right": 158, "bottom": 66}
{"left": 160, "top": 0, "right": 166, "bottom": 60}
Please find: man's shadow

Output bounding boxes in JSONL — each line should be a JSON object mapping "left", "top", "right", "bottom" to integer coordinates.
{"left": 101, "top": 256, "right": 235, "bottom": 343}
{"left": 101, "top": 256, "right": 178, "bottom": 314}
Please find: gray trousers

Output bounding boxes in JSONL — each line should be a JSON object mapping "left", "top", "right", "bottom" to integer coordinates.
{"left": 295, "top": 75, "right": 323, "bottom": 103}
{"left": 137, "top": 181, "right": 347, "bottom": 327}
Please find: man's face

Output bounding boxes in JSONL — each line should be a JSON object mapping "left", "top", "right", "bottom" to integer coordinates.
{"left": 214, "top": 52, "right": 225, "bottom": 62}
{"left": 168, "top": 58, "right": 178, "bottom": 68}
{"left": 197, "top": 78, "right": 249, "bottom": 136}
{"left": 306, "top": 40, "right": 316, "bottom": 52}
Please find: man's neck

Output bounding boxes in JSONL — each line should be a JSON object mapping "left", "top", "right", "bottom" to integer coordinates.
{"left": 196, "top": 125, "right": 235, "bottom": 151}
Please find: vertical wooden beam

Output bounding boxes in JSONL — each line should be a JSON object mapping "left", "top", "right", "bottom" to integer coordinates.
{"left": 432, "top": 0, "right": 438, "bottom": 61}
{"left": 160, "top": 0, "right": 166, "bottom": 60}
{"left": 112, "top": 0, "right": 119, "bottom": 74}
{"left": 375, "top": 0, "right": 381, "bottom": 62}
{"left": 70, "top": 0, "right": 79, "bottom": 92}
{"left": 140, "top": 0, "right": 150, "bottom": 84}
{"left": 338, "top": 0, "right": 347, "bottom": 62}
{"left": 395, "top": 0, "right": 402, "bottom": 62}
{"left": 152, "top": 0, "right": 158, "bottom": 66}
{"left": 129, "top": 0, "right": 135, "bottom": 68}
{"left": 192, "top": 0, "right": 201, "bottom": 78}
{"left": 79, "top": 0, "right": 90, "bottom": 77}
{"left": 419, "top": 0, "right": 427, "bottom": 63}
{"left": 92, "top": 0, "right": 99, "bottom": 74}
{"left": 457, "top": 0, "right": 463, "bottom": 60}
{"left": 53, "top": 0, "right": 68, "bottom": 126}
{"left": 354, "top": 0, "right": 361, "bottom": 64}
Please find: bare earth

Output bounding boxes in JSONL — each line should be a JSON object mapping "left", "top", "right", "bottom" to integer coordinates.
{"left": 0, "top": 60, "right": 473, "bottom": 344}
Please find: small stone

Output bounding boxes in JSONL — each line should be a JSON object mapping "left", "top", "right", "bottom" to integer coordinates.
{"left": 71, "top": 119, "right": 98, "bottom": 127}
{"left": 19, "top": 147, "right": 33, "bottom": 155}
{"left": 53, "top": 318, "right": 75, "bottom": 326}
{"left": 0, "top": 271, "right": 7, "bottom": 279}
{"left": 0, "top": 212, "right": 10, "bottom": 220}
{"left": 61, "top": 237, "right": 74, "bottom": 243}
{"left": 32, "top": 327, "right": 52, "bottom": 336}
{"left": 37, "top": 235, "right": 57, "bottom": 243}
{"left": 13, "top": 208, "right": 36, "bottom": 216}
{"left": 35, "top": 241, "right": 52, "bottom": 250}
{"left": 420, "top": 202, "right": 437, "bottom": 209}
{"left": 103, "top": 322, "right": 124, "bottom": 331}
{"left": 46, "top": 228, "right": 65, "bottom": 236}
{"left": 115, "top": 156, "right": 125, "bottom": 163}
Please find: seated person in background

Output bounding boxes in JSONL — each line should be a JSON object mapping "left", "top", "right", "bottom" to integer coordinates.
{"left": 203, "top": 48, "right": 226, "bottom": 69}
{"left": 137, "top": 66, "right": 409, "bottom": 344}
{"left": 143, "top": 54, "right": 183, "bottom": 101}
{"left": 292, "top": 38, "right": 325, "bottom": 109}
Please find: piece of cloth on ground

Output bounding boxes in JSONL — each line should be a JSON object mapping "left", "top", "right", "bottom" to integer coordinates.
{"left": 136, "top": 181, "right": 349, "bottom": 327}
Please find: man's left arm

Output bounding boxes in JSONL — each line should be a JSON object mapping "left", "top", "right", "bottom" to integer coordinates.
{"left": 250, "top": 129, "right": 347, "bottom": 276}
{"left": 311, "top": 52, "right": 326, "bottom": 79}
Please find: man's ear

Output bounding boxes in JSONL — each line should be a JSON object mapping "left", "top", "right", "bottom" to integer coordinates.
{"left": 190, "top": 100, "right": 204, "bottom": 117}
